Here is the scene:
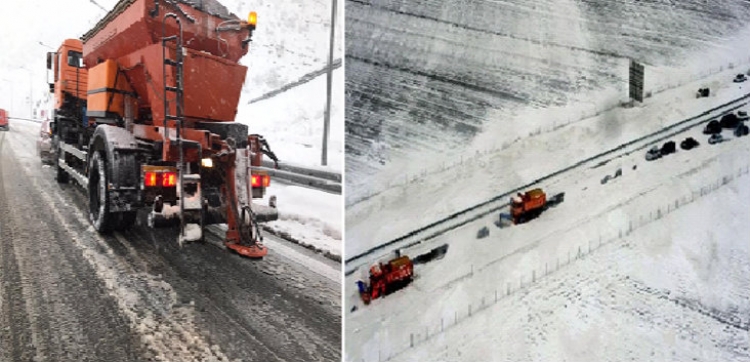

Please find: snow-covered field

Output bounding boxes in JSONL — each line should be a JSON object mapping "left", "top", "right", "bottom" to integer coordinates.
{"left": 346, "top": 104, "right": 750, "bottom": 361}
{"left": 346, "top": 0, "right": 750, "bottom": 257}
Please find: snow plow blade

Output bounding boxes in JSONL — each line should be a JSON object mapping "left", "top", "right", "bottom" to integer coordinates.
{"left": 547, "top": 192, "right": 565, "bottom": 207}
{"left": 413, "top": 244, "right": 449, "bottom": 264}
{"left": 226, "top": 242, "right": 269, "bottom": 258}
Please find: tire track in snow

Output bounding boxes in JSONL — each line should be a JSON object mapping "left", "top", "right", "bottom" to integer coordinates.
{"left": 347, "top": 55, "right": 531, "bottom": 104}
{"left": 0, "top": 130, "right": 145, "bottom": 362}
{"left": 346, "top": 0, "right": 629, "bottom": 60}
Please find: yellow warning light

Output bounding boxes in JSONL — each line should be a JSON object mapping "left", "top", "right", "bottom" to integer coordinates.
{"left": 248, "top": 12, "right": 257, "bottom": 27}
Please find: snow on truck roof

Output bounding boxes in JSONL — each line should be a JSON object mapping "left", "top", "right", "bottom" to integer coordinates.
{"left": 82, "top": 0, "right": 240, "bottom": 42}
{"left": 527, "top": 188, "right": 545, "bottom": 198}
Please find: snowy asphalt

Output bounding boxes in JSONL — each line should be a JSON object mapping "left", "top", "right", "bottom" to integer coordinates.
{"left": 0, "top": 121, "right": 341, "bottom": 362}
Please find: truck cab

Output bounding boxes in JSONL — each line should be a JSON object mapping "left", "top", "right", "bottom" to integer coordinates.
{"left": 47, "top": 39, "right": 88, "bottom": 120}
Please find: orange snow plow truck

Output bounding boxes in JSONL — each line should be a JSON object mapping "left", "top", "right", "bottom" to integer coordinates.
{"left": 46, "top": 0, "right": 279, "bottom": 258}
{"left": 357, "top": 256, "right": 414, "bottom": 304}
{"left": 510, "top": 188, "right": 564, "bottom": 224}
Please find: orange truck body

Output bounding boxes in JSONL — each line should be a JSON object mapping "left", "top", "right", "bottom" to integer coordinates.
{"left": 361, "top": 256, "right": 414, "bottom": 304}
{"left": 510, "top": 188, "right": 547, "bottom": 223}
{"left": 81, "top": 0, "right": 249, "bottom": 125}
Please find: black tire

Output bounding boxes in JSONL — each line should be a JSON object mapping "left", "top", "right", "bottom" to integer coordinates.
{"left": 55, "top": 157, "right": 69, "bottom": 183}
{"left": 89, "top": 151, "right": 113, "bottom": 233}
{"left": 113, "top": 211, "right": 137, "bottom": 231}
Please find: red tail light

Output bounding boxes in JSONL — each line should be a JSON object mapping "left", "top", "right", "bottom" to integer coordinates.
{"left": 145, "top": 172, "right": 157, "bottom": 187}
{"left": 250, "top": 174, "right": 270, "bottom": 188}
{"left": 162, "top": 172, "right": 176, "bottom": 187}
{"left": 144, "top": 171, "right": 177, "bottom": 187}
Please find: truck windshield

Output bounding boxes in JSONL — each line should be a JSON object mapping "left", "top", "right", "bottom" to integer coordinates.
{"left": 67, "top": 51, "right": 83, "bottom": 68}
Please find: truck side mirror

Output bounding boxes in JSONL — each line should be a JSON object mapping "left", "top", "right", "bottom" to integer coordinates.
{"left": 46, "top": 52, "right": 54, "bottom": 70}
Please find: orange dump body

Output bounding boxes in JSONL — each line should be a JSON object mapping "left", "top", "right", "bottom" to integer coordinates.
{"left": 81, "top": 0, "right": 252, "bottom": 124}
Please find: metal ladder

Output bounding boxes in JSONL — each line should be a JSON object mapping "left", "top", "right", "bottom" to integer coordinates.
{"left": 162, "top": 13, "right": 186, "bottom": 237}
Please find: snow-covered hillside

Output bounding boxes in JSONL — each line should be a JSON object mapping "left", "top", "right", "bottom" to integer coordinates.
{"left": 346, "top": 0, "right": 750, "bottom": 253}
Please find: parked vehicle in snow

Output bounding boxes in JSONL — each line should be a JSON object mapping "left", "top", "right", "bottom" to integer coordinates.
{"left": 645, "top": 146, "right": 662, "bottom": 161}
{"left": 734, "top": 74, "right": 747, "bottom": 83}
{"left": 660, "top": 141, "right": 676, "bottom": 155}
{"left": 37, "top": 119, "right": 55, "bottom": 164}
{"left": 708, "top": 134, "right": 724, "bottom": 144}
{"left": 703, "top": 119, "right": 722, "bottom": 134}
{"left": 680, "top": 137, "right": 699, "bottom": 150}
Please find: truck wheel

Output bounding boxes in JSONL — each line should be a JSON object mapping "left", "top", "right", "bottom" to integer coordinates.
{"left": 89, "top": 151, "right": 113, "bottom": 233}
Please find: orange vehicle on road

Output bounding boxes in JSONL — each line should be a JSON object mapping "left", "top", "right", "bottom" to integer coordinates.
{"left": 47, "top": 0, "right": 279, "bottom": 258}
{"left": 510, "top": 188, "right": 565, "bottom": 224}
{"left": 0, "top": 109, "right": 8, "bottom": 131}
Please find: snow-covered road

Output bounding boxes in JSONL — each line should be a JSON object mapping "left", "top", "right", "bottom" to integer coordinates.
{"left": 1, "top": 120, "right": 341, "bottom": 362}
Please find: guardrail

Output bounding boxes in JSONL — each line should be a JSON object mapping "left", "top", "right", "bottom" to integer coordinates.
{"left": 9, "top": 117, "right": 43, "bottom": 123}
{"left": 344, "top": 93, "right": 750, "bottom": 275}
{"left": 260, "top": 159, "right": 342, "bottom": 194}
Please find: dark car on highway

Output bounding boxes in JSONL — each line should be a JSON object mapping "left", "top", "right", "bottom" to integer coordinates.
{"left": 720, "top": 113, "right": 740, "bottom": 129}
{"left": 734, "top": 124, "right": 749, "bottom": 137}
{"left": 645, "top": 146, "right": 662, "bottom": 161}
{"left": 703, "top": 119, "right": 721, "bottom": 134}
{"left": 680, "top": 137, "right": 699, "bottom": 150}
{"left": 735, "top": 74, "right": 747, "bottom": 83}
{"left": 660, "top": 141, "right": 676, "bottom": 155}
